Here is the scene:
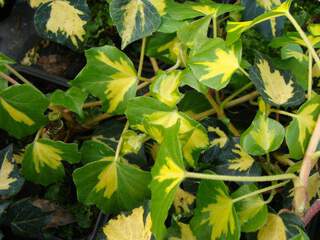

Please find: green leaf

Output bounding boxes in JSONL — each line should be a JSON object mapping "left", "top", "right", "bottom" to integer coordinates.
{"left": 257, "top": 213, "right": 286, "bottom": 240}
{"left": 0, "top": 84, "right": 49, "bottom": 139}
{"left": 270, "top": 32, "right": 320, "bottom": 49}
{"left": 240, "top": 111, "right": 285, "bottom": 155}
{"left": 0, "top": 145, "right": 24, "bottom": 197}
{"left": 150, "top": 70, "right": 182, "bottom": 107}
{"left": 249, "top": 53, "right": 305, "bottom": 107}
{"left": 232, "top": 184, "right": 268, "bottom": 232}
{"left": 177, "top": 15, "right": 211, "bottom": 49}
{"left": 71, "top": 45, "right": 138, "bottom": 114}
{"left": 102, "top": 205, "right": 152, "bottom": 240}
{"left": 50, "top": 87, "right": 87, "bottom": 117}
{"left": 286, "top": 95, "right": 320, "bottom": 159}
{"left": 188, "top": 43, "right": 240, "bottom": 90}
{"left": 110, "top": 0, "right": 162, "bottom": 49}
{"left": 126, "top": 97, "right": 209, "bottom": 167}
{"left": 191, "top": 180, "right": 240, "bottom": 240}
{"left": 34, "top": 0, "right": 90, "bottom": 49}
{"left": 281, "top": 43, "right": 305, "bottom": 61}
{"left": 22, "top": 139, "right": 81, "bottom": 186}
{"left": 168, "top": 221, "right": 197, "bottom": 240}
{"left": 121, "top": 130, "right": 147, "bottom": 155}
{"left": 178, "top": 90, "right": 211, "bottom": 118}
{"left": 150, "top": 123, "right": 186, "bottom": 240}
{"left": 0, "top": 53, "right": 15, "bottom": 65}
{"left": 308, "top": 23, "right": 320, "bottom": 36}
{"left": 80, "top": 138, "right": 115, "bottom": 164}
{"left": 180, "top": 68, "right": 208, "bottom": 94}
{"left": 279, "top": 212, "right": 308, "bottom": 239}
{"left": 226, "top": 0, "right": 292, "bottom": 44}
{"left": 73, "top": 155, "right": 150, "bottom": 214}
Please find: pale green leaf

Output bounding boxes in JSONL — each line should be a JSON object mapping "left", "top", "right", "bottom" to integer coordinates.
{"left": 258, "top": 213, "right": 286, "bottom": 240}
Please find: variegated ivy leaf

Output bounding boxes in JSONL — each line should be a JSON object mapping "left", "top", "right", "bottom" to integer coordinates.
{"left": 240, "top": 111, "right": 285, "bottom": 156}
{"left": 280, "top": 212, "right": 308, "bottom": 239}
{"left": 173, "top": 187, "right": 195, "bottom": 214}
{"left": 281, "top": 43, "right": 305, "bottom": 61}
{"left": 126, "top": 97, "right": 209, "bottom": 167}
{"left": 0, "top": 84, "right": 49, "bottom": 139}
{"left": 242, "top": 0, "right": 285, "bottom": 39}
{"left": 22, "top": 139, "right": 81, "bottom": 186}
{"left": 0, "top": 52, "right": 15, "bottom": 65}
{"left": 110, "top": 0, "right": 163, "bottom": 49}
{"left": 121, "top": 130, "right": 147, "bottom": 155}
{"left": 80, "top": 138, "right": 115, "bottom": 164}
{"left": 188, "top": 44, "right": 240, "bottom": 90}
{"left": 257, "top": 213, "right": 286, "bottom": 240}
{"left": 180, "top": 68, "right": 208, "bottom": 95}
{"left": 270, "top": 32, "right": 320, "bottom": 49}
{"left": 150, "top": 70, "right": 182, "bottom": 107}
{"left": 73, "top": 146, "right": 150, "bottom": 213}
{"left": 286, "top": 94, "right": 320, "bottom": 159}
{"left": 249, "top": 53, "right": 304, "bottom": 107}
{"left": 71, "top": 45, "right": 138, "bottom": 114}
{"left": 150, "top": 123, "right": 186, "bottom": 240}
{"left": 168, "top": 221, "right": 197, "bottom": 240}
{"left": 50, "top": 87, "right": 87, "bottom": 117}
{"left": 309, "top": 23, "right": 320, "bottom": 36}
{"left": 231, "top": 184, "right": 268, "bottom": 232}
{"left": 28, "top": 0, "right": 50, "bottom": 8}
{"left": 103, "top": 205, "right": 152, "bottom": 240}
{"left": 226, "top": 0, "right": 292, "bottom": 44}
{"left": 0, "top": 145, "right": 24, "bottom": 198}
{"left": 34, "top": 0, "right": 90, "bottom": 49}
{"left": 191, "top": 180, "right": 240, "bottom": 240}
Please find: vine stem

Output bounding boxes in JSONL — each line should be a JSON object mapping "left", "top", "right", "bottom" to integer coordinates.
{"left": 0, "top": 71, "right": 19, "bottom": 85}
{"left": 286, "top": 12, "right": 320, "bottom": 68}
{"left": 4, "top": 64, "right": 32, "bottom": 85}
{"left": 206, "top": 91, "right": 240, "bottom": 136}
{"left": 308, "top": 52, "right": 313, "bottom": 100}
{"left": 82, "top": 113, "right": 112, "bottom": 128}
{"left": 185, "top": 171, "right": 296, "bottom": 182}
{"left": 138, "top": 38, "right": 147, "bottom": 78}
{"left": 114, "top": 122, "right": 129, "bottom": 162}
{"left": 294, "top": 115, "right": 320, "bottom": 214}
{"left": 270, "top": 109, "right": 296, "bottom": 118}
{"left": 232, "top": 180, "right": 290, "bottom": 203}
{"left": 221, "top": 82, "right": 253, "bottom": 107}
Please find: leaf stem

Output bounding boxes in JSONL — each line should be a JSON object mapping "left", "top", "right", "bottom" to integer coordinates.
{"left": 0, "top": 71, "right": 19, "bottom": 85}
{"left": 294, "top": 114, "right": 320, "bottom": 213}
{"left": 206, "top": 91, "right": 240, "bottom": 136}
{"left": 82, "top": 113, "right": 112, "bottom": 128}
{"left": 221, "top": 82, "right": 253, "bottom": 107}
{"left": 150, "top": 57, "right": 160, "bottom": 73}
{"left": 213, "top": 16, "right": 217, "bottom": 38}
{"left": 286, "top": 12, "right": 320, "bottom": 68}
{"left": 114, "top": 122, "right": 129, "bottom": 162}
{"left": 83, "top": 101, "right": 103, "bottom": 109}
{"left": 185, "top": 171, "right": 296, "bottom": 182}
{"left": 232, "top": 180, "right": 290, "bottom": 203}
{"left": 4, "top": 64, "right": 32, "bottom": 85}
{"left": 138, "top": 38, "right": 147, "bottom": 78}
{"left": 238, "top": 66, "right": 250, "bottom": 78}
{"left": 270, "top": 109, "right": 296, "bottom": 118}
{"left": 308, "top": 51, "right": 313, "bottom": 100}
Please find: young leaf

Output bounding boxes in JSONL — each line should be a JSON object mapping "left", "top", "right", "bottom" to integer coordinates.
{"left": 34, "top": 0, "right": 90, "bottom": 49}
{"left": 257, "top": 213, "right": 286, "bottom": 240}
{"left": 188, "top": 44, "right": 240, "bottom": 90}
{"left": 150, "top": 123, "right": 186, "bottom": 240}
{"left": 121, "top": 130, "right": 147, "bottom": 155}
{"left": 73, "top": 154, "right": 150, "bottom": 213}
{"left": 281, "top": 43, "right": 305, "bottom": 61}
{"left": 0, "top": 84, "right": 49, "bottom": 139}
{"left": 0, "top": 145, "right": 24, "bottom": 197}
{"left": 249, "top": 53, "right": 304, "bottom": 107}
{"left": 240, "top": 112, "right": 285, "bottom": 155}
{"left": 71, "top": 45, "right": 138, "bottom": 114}
{"left": 226, "top": 0, "right": 292, "bottom": 44}
{"left": 286, "top": 94, "right": 320, "bottom": 159}
{"left": 150, "top": 70, "right": 182, "bottom": 107}
{"left": 191, "top": 180, "right": 240, "bottom": 240}
{"left": 110, "top": 0, "right": 162, "bottom": 49}
{"left": 103, "top": 205, "right": 152, "bottom": 240}
{"left": 50, "top": 87, "right": 87, "bottom": 117}
{"left": 22, "top": 139, "right": 81, "bottom": 186}
{"left": 232, "top": 184, "right": 268, "bottom": 232}
{"left": 173, "top": 187, "right": 195, "bottom": 214}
